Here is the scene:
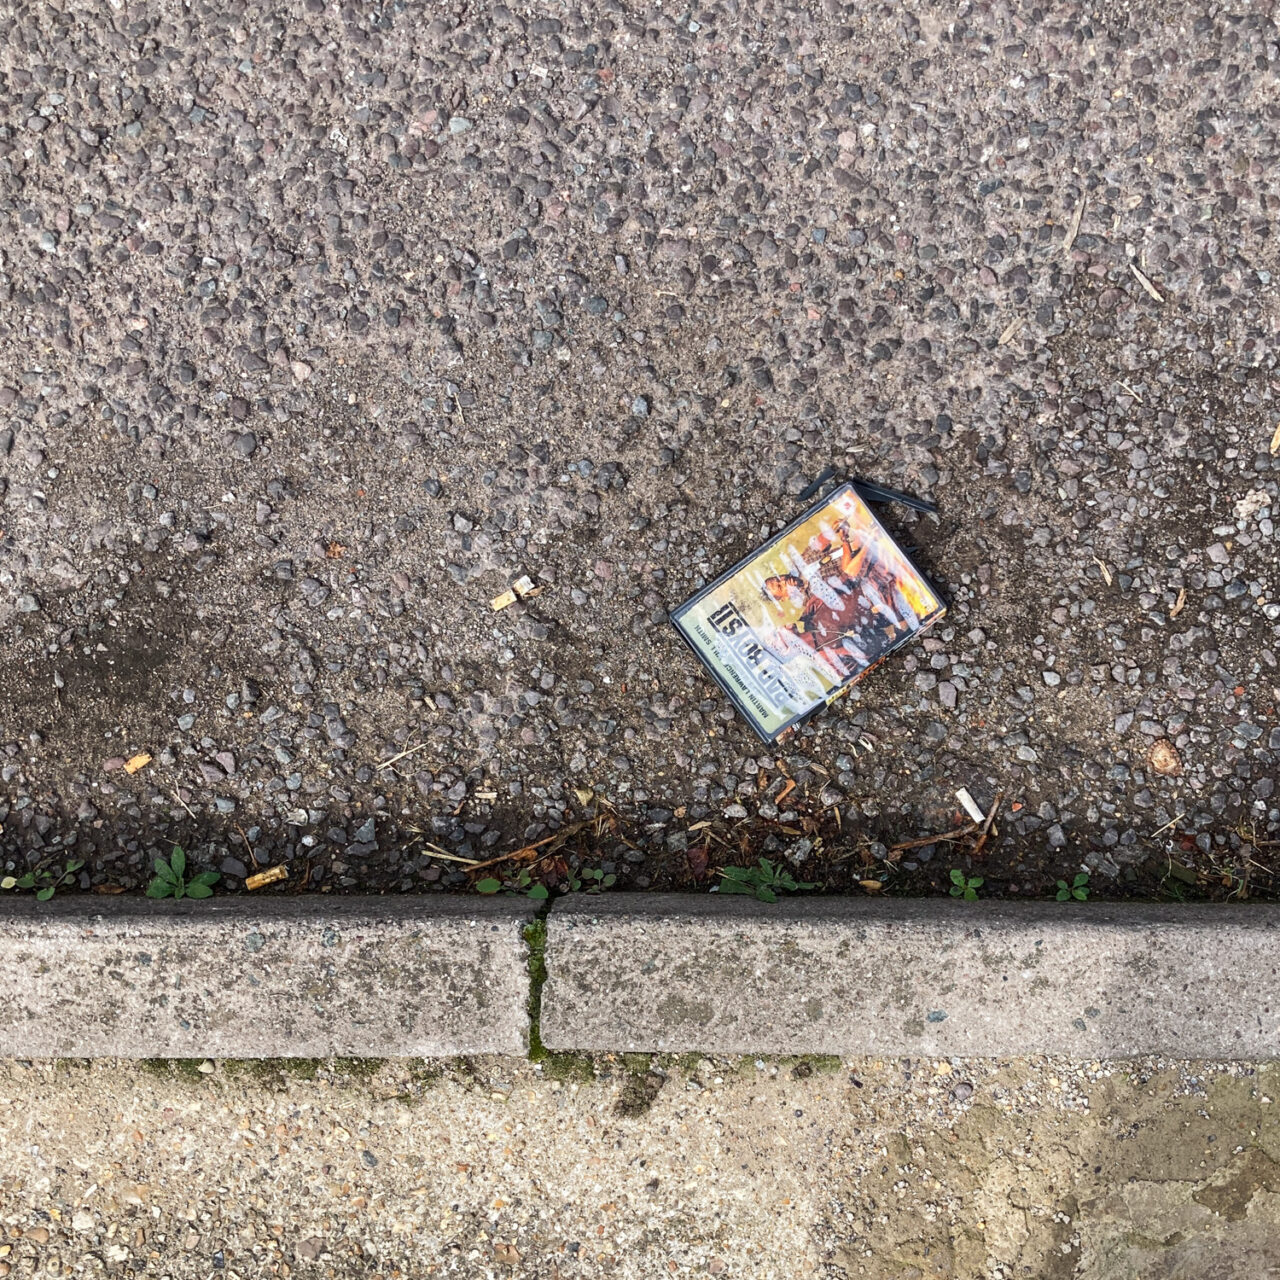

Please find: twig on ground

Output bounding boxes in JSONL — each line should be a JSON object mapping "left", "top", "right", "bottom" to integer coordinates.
{"left": 376, "top": 742, "right": 430, "bottom": 771}
{"left": 1129, "top": 262, "right": 1164, "bottom": 303}
{"left": 1063, "top": 193, "right": 1086, "bottom": 255}
{"left": 235, "top": 823, "right": 259, "bottom": 867}
{"left": 170, "top": 789, "right": 198, "bottom": 821}
{"left": 1150, "top": 812, "right": 1187, "bottom": 839}
{"left": 970, "top": 792, "right": 1005, "bottom": 859}
{"left": 464, "top": 820, "right": 594, "bottom": 874}
{"left": 421, "top": 844, "right": 482, "bottom": 865}
{"left": 890, "top": 822, "right": 980, "bottom": 852}
{"left": 997, "top": 316, "right": 1024, "bottom": 346}
{"left": 401, "top": 828, "right": 483, "bottom": 863}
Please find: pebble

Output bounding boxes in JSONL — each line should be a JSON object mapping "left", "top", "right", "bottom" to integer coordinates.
{"left": 300, "top": 578, "right": 330, "bottom": 607}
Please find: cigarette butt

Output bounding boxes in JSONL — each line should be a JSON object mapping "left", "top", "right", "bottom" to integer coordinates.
{"left": 490, "top": 588, "right": 518, "bottom": 611}
{"left": 955, "top": 788, "right": 986, "bottom": 824}
{"left": 245, "top": 864, "right": 288, "bottom": 891}
{"left": 123, "top": 752, "right": 152, "bottom": 775}
{"left": 512, "top": 575, "right": 537, "bottom": 597}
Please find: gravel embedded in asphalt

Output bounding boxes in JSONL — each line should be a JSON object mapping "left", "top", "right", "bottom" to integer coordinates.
{"left": 0, "top": 3, "right": 1276, "bottom": 900}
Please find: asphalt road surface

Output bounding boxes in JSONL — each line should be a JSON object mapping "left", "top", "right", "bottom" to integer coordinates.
{"left": 0, "top": 2, "right": 1276, "bottom": 900}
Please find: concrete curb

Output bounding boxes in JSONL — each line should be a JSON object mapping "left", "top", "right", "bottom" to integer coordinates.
{"left": 0, "top": 897, "right": 536, "bottom": 1058}
{"left": 2, "top": 894, "right": 1278, "bottom": 1058}
{"left": 540, "top": 895, "right": 1280, "bottom": 1058}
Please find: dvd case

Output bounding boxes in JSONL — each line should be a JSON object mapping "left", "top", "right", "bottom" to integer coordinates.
{"left": 671, "top": 483, "right": 946, "bottom": 742}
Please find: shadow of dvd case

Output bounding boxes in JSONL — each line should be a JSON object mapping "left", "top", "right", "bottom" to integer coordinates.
{"left": 671, "top": 483, "right": 946, "bottom": 742}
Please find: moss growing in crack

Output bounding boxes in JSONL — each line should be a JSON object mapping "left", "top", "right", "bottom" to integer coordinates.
{"left": 329, "top": 1057, "right": 386, "bottom": 1080}
{"left": 52, "top": 1058, "right": 92, "bottom": 1077}
{"left": 376, "top": 1060, "right": 450, "bottom": 1108}
{"left": 786, "top": 1054, "right": 844, "bottom": 1078}
{"left": 722, "top": 1054, "right": 845, "bottom": 1079}
{"left": 524, "top": 918, "right": 595, "bottom": 1081}
{"left": 138, "top": 1058, "right": 209, "bottom": 1083}
{"left": 524, "top": 918, "right": 548, "bottom": 1056}
{"left": 614, "top": 1068, "right": 667, "bottom": 1116}
{"left": 656, "top": 1052, "right": 706, "bottom": 1078}
{"left": 540, "top": 1049, "right": 597, "bottom": 1082}
{"left": 406, "top": 1059, "right": 445, "bottom": 1088}
{"left": 223, "top": 1058, "right": 324, "bottom": 1086}
{"left": 525, "top": 918, "right": 566, "bottom": 1073}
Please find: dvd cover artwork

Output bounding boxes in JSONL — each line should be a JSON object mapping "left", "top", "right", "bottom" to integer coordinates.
{"left": 671, "top": 483, "right": 946, "bottom": 742}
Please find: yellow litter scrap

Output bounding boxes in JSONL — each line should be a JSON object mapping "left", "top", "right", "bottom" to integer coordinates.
{"left": 245, "top": 865, "right": 288, "bottom": 891}
{"left": 491, "top": 574, "right": 542, "bottom": 610}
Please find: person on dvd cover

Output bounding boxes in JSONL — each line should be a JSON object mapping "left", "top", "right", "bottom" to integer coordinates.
{"left": 760, "top": 517, "right": 919, "bottom": 680}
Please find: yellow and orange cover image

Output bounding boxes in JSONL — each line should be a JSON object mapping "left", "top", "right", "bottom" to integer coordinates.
{"left": 671, "top": 483, "right": 945, "bottom": 742}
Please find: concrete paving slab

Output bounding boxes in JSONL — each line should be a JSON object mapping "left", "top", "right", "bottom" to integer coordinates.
{"left": 2, "top": 1054, "right": 1277, "bottom": 1278}
{"left": 541, "top": 894, "right": 1280, "bottom": 1057}
{"left": 0, "top": 896, "right": 535, "bottom": 1058}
